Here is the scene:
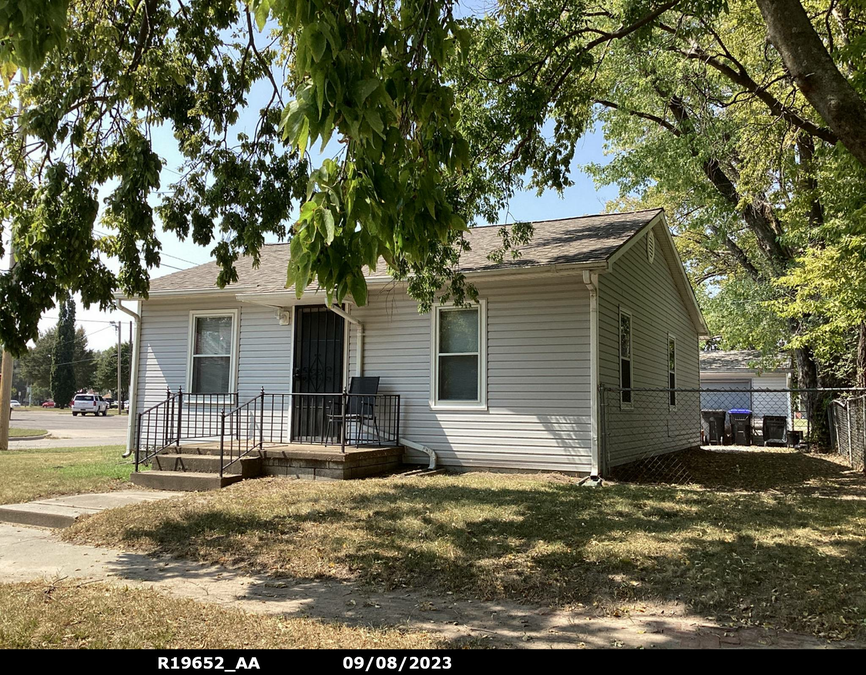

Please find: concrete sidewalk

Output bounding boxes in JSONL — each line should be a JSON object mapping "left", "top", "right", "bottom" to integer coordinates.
{"left": 0, "top": 491, "right": 182, "bottom": 528}
{"left": 0, "top": 522, "right": 859, "bottom": 649}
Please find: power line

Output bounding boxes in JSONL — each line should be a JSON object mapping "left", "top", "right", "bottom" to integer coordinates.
{"left": 42, "top": 317, "right": 121, "bottom": 324}
{"left": 93, "top": 228, "right": 203, "bottom": 268}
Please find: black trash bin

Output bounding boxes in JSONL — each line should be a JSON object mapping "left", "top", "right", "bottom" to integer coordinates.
{"left": 729, "top": 409, "right": 753, "bottom": 446}
{"left": 762, "top": 416, "right": 787, "bottom": 447}
{"left": 701, "top": 410, "right": 727, "bottom": 445}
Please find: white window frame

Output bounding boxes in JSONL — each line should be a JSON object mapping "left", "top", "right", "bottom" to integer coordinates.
{"left": 619, "top": 307, "right": 633, "bottom": 409}
{"left": 668, "top": 334, "right": 677, "bottom": 410}
{"left": 186, "top": 309, "right": 240, "bottom": 396}
{"left": 430, "top": 300, "right": 487, "bottom": 411}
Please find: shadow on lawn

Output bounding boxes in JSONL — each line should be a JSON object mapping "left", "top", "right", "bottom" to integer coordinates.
{"left": 676, "top": 447, "right": 866, "bottom": 497}
{"left": 100, "top": 474, "right": 866, "bottom": 641}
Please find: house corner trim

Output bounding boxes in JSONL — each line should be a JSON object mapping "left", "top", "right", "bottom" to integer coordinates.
{"left": 583, "top": 270, "right": 600, "bottom": 477}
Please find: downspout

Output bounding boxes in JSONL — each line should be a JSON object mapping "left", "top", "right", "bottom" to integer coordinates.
{"left": 328, "top": 304, "right": 364, "bottom": 377}
{"left": 400, "top": 437, "right": 437, "bottom": 470}
{"left": 582, "top": 270, "right": 601, "bottom": 479}
{"left": 115, "top": 299, "right": 141, "bottom": 458}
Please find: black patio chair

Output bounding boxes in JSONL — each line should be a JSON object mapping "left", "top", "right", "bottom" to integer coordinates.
{"left": 325, "top": 377, "right": 381, "bottom": 447}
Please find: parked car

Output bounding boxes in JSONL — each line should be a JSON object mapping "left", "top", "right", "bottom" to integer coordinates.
{"left": 71, "top": 394, "right": 109, "bottom": 416}
{"left": 106, "top": 399, "right": 118, "bottom": 409}
{"left": 41, "top": 400, "right": 56, "bottom": 408}
{"left": 10, "top": 399, "right": 20, "bottom": 412}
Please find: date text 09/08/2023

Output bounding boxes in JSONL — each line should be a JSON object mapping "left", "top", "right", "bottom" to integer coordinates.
{"left": 155, "top": 655, "right": 453, "bottom": 672}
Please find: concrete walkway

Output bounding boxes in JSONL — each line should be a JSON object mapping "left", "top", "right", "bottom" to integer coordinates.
{"left": 0, "top": 491, "right": 182, "bottom": 528}
{"left": 0, "top": 522, "right": 859, "bottom": 649}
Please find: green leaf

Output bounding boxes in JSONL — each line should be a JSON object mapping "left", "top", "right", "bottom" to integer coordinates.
{"left": 254, "top": 0, "right": 270, "bottom": 31}
{"left": 310, "top": 29, "right": 327, "bottom": 63}
{"left": 348, "top": 274, "right": 368, "bottom": 306}
{"left": 353, "top": 78, "right": 380, "bottom": 105}
{"left": 365, "top": 109, "right": 384, "bottom": 137}
{"left": 322, "top": 208, "right": 336, "bottom": 243}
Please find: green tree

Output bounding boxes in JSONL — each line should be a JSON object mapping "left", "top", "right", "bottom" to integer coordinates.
{"left": 50, "top": 297, "right": 76, "bottom": 407}
{"left": 94, "top": 342, "right": 131, "bottom": 399}
{"left": 0, "top": 0, "right": 306, "bottom": 356}
{"left": 20, "top": 325, "right": 96, "bottom": 391}
{"left": 18, "top": 329, "right": 55, "bottom": 389}
{"left": 1, "top": 0, "right": 865, "bottom": 413}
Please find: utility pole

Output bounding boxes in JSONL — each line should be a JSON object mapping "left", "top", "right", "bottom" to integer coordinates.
{"left": 111, "top": 321, "right": 122, "bottom": 413}
{"left": 0, "top": 75, "right": 25, "bottom": 451}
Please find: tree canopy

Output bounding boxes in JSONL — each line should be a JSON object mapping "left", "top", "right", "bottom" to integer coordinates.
{"left": 1, "top": 0, "right": 865, "bottom": 392}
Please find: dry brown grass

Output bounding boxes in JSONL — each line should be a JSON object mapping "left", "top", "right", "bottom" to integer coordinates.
{"left": 66, "top": 454, "right": 866, "bottom": 641}
{"left": 0, "top": 580, "right": 442, "bottom": 649}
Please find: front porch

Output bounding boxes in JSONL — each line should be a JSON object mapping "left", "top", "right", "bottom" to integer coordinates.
{"left": 131, "top": 389, "right": 403, "bottom": 490}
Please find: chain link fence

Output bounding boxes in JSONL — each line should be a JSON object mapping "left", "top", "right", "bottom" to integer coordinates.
{"left": 829, "top": 395, "right": 866, "bottom": 471}
{"left": 600, "top": 386, "right": 866, "bottom": 481}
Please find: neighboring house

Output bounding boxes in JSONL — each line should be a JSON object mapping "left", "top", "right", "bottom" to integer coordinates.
{"left": 700, "top": 350, "right": 792, "bottom": 421}
{"left": 124, "top": 208, "right": 708, "bottom": 479}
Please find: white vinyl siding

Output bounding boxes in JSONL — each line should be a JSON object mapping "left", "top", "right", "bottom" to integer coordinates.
{"left": 347, "top": 277, "right": 593, "bottom": 473}
{"left": 134, "top": 297, "right": 293, "bottom": 441}
{"left": 599, "top": 225, "right": 701, "bottom": 467}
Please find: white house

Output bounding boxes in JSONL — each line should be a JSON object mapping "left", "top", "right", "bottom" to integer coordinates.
{"left": 123, "top": 208, "right": 709, "bottom": 488}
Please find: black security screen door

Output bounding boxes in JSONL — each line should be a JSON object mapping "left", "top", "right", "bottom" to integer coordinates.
{"left": 292, "top": 306, "right": 345, "bottom": 440}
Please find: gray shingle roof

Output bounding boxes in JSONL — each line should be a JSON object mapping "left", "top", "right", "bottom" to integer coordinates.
{"left": 148, "top": 208, "right": 663, "bottom": 294}
{"left": 700, "top": 350, "right": 791, "bottom": 373}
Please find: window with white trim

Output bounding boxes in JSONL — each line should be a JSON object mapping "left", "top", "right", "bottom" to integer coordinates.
{"left": 431, "top": 302, "right": 486, "bottom": 408}
{"left": 188, "top": 311, "right": 237, "bottom": 393}
{"left": 668, "top": 335, "right": 677, "bottom": 407}
{"left": 619, "top": 309, "right": 633, "bottom": 406}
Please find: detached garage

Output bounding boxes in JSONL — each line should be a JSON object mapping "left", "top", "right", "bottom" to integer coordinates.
{"left": 700, "top": 350, "right": 792, "bottom": 421}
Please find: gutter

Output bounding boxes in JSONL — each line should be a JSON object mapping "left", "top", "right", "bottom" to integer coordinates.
{"left": 582, "top": 270, "right": 601, "bottom": 479}
{"left": 114, "top": 299, "right": 141, "bottom": 458}
{"left": 400, "top": 438, "right": 437, "bottom": 470}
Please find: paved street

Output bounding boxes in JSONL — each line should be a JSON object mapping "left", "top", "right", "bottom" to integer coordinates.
{"left": 9, "top": 409, "right": 129, "bottom": 449}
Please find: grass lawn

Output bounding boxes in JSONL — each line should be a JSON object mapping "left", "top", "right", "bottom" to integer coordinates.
{"left": 0, "top": 580, "right": 442, "bottom": 649}
{"left": 0, "top": 445, "right": 132, "bottom": 504}
{"left": 8, "top": 428, "right": 47, "bottom": 438}
{"left": 66, "top": 448, "right": 866, "bottom": 642}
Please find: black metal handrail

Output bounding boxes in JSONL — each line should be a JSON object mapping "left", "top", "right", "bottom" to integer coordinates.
{"left": 135, "top": 388, "right": 180, "bottom": 472}
{"left": 136, "top": 388, "right": 401, "bottom": 477}
{"left": 218, "top": 390, "right": 401, "bottom": 476}
{"left": 135, "top": 388, "right": 239, "bottom": 472}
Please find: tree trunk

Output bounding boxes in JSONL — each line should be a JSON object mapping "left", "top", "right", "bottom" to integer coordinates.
{"left": 756, "top": 0, "right": 866, "bottom": 168}
{"left": 790, "top": 322, "right": 832, "bottom": 449}
{"left": 858, "top": 321, "right": 866, "bottom": 389}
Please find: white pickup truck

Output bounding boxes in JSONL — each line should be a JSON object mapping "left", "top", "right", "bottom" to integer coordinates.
{"left": 71, "top": 394, "right": 109, "bottom": 416}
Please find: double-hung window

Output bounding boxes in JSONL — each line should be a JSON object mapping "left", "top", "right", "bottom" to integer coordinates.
{"left": 619, "top": 309, "right": 633, "bottom": 406}
{"left": 187, "top": 310, "right": 238, "bottom": 393}
{"left": 668, "top": 335, "right": 677, "bottom": 407}
{"left": 431, "top": 301, "right": 486, "bottom": 409}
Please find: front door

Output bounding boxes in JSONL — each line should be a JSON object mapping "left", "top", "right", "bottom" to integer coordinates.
{"left": 291, "top": 306, "right": 345, "bottom": 440}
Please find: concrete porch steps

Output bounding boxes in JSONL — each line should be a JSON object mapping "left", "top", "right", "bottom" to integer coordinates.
{"left": 153, "top": 453, "right": 262, "bottom": 478}
{"left": 133, "top": 443, "right": 405, "bottom": 490}
{"left": 130, "top": 471, "right": 245, "bottom": 492}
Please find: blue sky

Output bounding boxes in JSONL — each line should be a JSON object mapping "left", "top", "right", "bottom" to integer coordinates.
{"left": 20, "top": 16, "right": 619, "bottom": 353}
